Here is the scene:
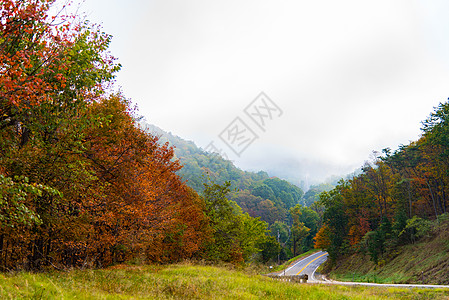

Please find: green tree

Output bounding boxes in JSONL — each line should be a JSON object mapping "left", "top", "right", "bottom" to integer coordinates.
{"left": 260, "top": 236, "right": 281, "bottom": 263}
{"left": 290, "top": 205, "right": 314, "bottom": 255}
{"left": 202, "top": 181, "right": 242, "bottom": 262}
{"left": 0, "top": 175, "right": 60, "bottom": 228}
{"left": 239, "top": 213, "right": 271, "bottom": 262}
{"left": 202, "top": 181, "right": 274, "bottom": 264}
{"left": 269, "top": 221, "right": 289, "bottom": 244}
{"left": 320, "top": 188, "right": 348, "bottom": 261}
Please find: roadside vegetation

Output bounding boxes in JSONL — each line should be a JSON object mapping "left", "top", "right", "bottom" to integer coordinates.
{"left": 1, "top": 263, "right": 449, "bottom": 299}
{"left": 326, "top": 215, "right": 449, "bottom": 285}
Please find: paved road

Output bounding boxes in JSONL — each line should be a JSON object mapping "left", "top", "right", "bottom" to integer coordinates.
{"left": 281, "top": 251, "right": 328, "bottom": 281}
{"left": 278, "top": 251, "right": 449, "bottom": 289}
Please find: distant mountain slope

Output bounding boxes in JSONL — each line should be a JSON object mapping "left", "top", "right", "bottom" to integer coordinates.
{"left": 142, "top": 123, "right": 269, "bottom": 190}
{"left": 142, "top": 123, "right": 304, "bottom": 224}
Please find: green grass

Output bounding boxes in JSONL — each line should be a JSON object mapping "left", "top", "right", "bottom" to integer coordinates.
{"left": 1, "top": 263, "right": 448, "bottom": 299}
{"left": 333, "top": 272, "right": 412, "bottom": 284}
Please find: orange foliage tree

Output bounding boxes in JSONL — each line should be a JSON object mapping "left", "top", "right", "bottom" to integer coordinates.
{"left": 313, "top": 224, "right": 331, "bottom": 249}
{"left": 0, "top": 0, "right": 209, "bottom": 270}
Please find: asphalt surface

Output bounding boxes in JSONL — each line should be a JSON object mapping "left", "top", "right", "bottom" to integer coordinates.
{"left": 276, "top": 250, "right": 449, "bottom": 288}
{"left": 280, "top": 250, "right": 328, "bottom": 281}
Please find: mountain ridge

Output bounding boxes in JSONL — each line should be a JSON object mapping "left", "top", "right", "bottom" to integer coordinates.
{"left": 141, "top": 122, "right": 305, "bottom": 225}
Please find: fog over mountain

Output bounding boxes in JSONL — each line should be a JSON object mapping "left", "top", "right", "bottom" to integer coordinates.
{"left": 81, "top": 0, "right": 449, "bottom": 185}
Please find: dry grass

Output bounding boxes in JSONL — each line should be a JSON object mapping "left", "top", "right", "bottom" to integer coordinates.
{"left": 1, "top": 262, "right": 448, "bottom": 299}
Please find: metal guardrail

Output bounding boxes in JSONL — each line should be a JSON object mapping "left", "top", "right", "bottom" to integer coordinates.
{"left": 265, "top": 274, "right": 309, "bottom": 283}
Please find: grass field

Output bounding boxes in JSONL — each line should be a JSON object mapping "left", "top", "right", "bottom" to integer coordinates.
{"left": 1, "top": 263, "right": 449, "bottom": 299}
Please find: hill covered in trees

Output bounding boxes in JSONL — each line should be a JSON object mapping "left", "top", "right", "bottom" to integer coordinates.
{"left": 143, "top": 123, "right": 305, "bottom": 225}
{"left": 142, "top": 124, "right": 270, "bottom": 192}
{"left": 314, "top": 98, "right": 449, "bottom": 284}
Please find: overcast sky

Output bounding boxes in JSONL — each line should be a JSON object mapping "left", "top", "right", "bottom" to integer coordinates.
{"left": 79, "top": 0, "right": 449, "bottom": 185}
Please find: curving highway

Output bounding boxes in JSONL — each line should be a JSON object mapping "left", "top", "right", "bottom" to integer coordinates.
{"left": 281, "top": 250, "right": 328, "bottom": 281}
{"left": 278, "top": 251, "right": 449, "bottom": 288}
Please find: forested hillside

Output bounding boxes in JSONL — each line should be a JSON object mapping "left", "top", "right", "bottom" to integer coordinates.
{"left": 143, "top": 123, "right": 306, "bottom": 224}
{"left": 315, "top": 99, "right": 449, "bottom": 272}
{"left": 329, "top": 215, "right": 449, "bottom": 284}
{"left": 303, "top": 182, "right": 336, "bottom": 207}
{"left": 142, "top": 124, "right": 269, "bottom": 192}
{"left": 143, "top": 124, "right": 325, "bottom": 259}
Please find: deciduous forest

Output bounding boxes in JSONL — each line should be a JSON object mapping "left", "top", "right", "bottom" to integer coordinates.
{"left": 315, "top": 100, "right": 449, "bottom": 266}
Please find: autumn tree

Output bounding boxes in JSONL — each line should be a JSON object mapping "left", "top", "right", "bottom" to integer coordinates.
{"left": 314, "top": 224, "right": 331, "bottom": 249}
{"left": 0, "top": 0, "right": 210, "bottom": 270}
